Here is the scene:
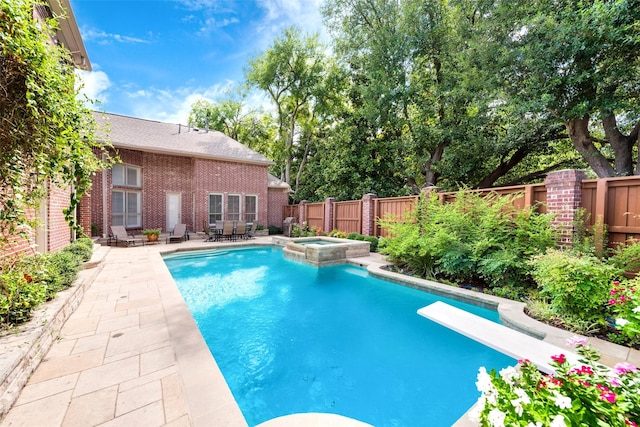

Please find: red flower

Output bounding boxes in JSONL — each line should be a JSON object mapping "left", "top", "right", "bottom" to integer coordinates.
{"left": 551, "top": 354, "right": 566, "bottom": 364}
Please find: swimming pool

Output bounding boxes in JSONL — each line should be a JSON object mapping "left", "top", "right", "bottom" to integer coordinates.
{"left": 164, "top": 247, "right": 515, "bottom": 427}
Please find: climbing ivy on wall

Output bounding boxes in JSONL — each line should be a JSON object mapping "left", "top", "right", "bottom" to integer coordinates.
{"left": 0, "top": 0, "right": 113, "bottom": 246}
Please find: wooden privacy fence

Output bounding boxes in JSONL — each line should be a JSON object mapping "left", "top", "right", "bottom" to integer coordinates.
{"left": 284, "top": 172, "right": 640, "bottom": 248}
{"left": 306, "top": 202, "right": 325, "bottom": 230}
{"left": 333, "top": 200, "right": 362, "bottom": 234}
{"left": 582, "top": 176, "right": 640, "bottom": 247}
{"left": 373, "top": 196, "right": 418, "bottom": 237}
{"left": 282, "top": 205, "right": 299, "bottom": 220}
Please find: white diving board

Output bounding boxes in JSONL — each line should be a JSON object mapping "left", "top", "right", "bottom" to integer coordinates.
{"left": 418, "top": 301, "right": 582, "bottom": 374}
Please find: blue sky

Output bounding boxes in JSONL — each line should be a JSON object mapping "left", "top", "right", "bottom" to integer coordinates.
{"left": 71, "top": 0, "right": 325, "bottom": 124}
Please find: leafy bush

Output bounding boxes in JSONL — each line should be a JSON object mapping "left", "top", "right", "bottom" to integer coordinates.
{"left": 329, "top": 229, "right": 347, "bottom": 238}
{"left": 529, "top": 249, "right": 621, "bottom": 321}
{"left": 379, "top": 190, "right": 557, "bottom": 288}
{"left": 363, "top": 236, "right": 378, "bottom": 252}
{"left": 610, "top": 240, "right": 640, "bottom": 276}
{"left": 268, "top": 225, "right": 282, "bottom": 235}
{"left": 48, "top": 250, "right": 82, "bottom": 289}
{"left": 0, "top": 269, "right": 47, "bottom": 326}
{"left": 346, "top": 232, "right": 359, "bottom": 240}
{"left": 609, "top": 279, "right": 640, "bottom": 341}
{"left": 62, "top": 238, "right": 94, "bottom": 262}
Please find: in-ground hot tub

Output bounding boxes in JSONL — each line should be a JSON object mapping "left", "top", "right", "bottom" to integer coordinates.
{"left": 273, "top": 236, "right": 371, "bottom": 266}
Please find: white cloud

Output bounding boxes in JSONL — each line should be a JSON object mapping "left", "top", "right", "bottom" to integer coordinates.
{"left": 76, "top": 69, "right": 112, "bottom": 104}
{"left": 255, "top": 0, "right": 325, "bottom": 41}
{"left": 80, "top": 26, "right": 151, "bottom": 44}
{"left": 125, "top": 82, "right": 236, "bottom": 124}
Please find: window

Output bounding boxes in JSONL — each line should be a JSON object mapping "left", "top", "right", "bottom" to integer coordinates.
{"left": 245, "top": 195, "right": 257, "bottom": 222}
{"left": 112, "top": 164, "right": 140, "bottom": 187}
{"left": 208, "top": 193, "right": 223, "bottom": 224}
{"left": 227, "top": 194, "right": 240, "bottom": 221}
{"left": 112, "top": 191, "right": 141, "bottom": 227}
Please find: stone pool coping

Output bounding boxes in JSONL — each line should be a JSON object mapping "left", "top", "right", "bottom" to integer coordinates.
{"left": 2, "top": 238, "right": 638, "bottom": 426}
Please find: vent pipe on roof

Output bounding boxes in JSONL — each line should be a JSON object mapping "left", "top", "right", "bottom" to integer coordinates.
{"left": 178, "top": 124, "right": 181, "bottom": 134}
{"left": 205, "top": 120, "right": 209, "bottom": 133}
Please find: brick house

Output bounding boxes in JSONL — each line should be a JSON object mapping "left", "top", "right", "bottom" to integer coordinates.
{"left": 86, "top": 113, "right": 291, "bottom": 237}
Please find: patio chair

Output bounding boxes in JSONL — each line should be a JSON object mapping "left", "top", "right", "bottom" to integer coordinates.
{"left": 108, "top": 225, "right": 145, "bottom": 247}
{"left": 221, "top": 221, "right": 235, "bottom": 241}
{"left": 234, "top": 221, "right": 246, "bottom": 241}
{"left": 167, "top": 223, "right": 188, "bottom": 244}
{"left": 247, "top": 222, "right": 258, "bottom": 239}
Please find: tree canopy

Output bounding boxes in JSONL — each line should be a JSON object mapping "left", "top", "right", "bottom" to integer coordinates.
{"left": 191, "top": 0, "right": 638, "bottom": 202}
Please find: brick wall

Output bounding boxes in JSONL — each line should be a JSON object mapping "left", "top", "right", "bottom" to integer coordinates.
{"left": 268, "top": 188, "right": 290, "bottom": 228}
{"left": 90, "top": 149, "right": 283, "bottom": 235}
{"left": 545, "top": 169, "right": 588, "bottom": 247}
{"left": 143, "top": 153, "right": 193, "bottom": 231}
{"left": 48, "top": 184, "right": 72, "bottom": 252}
{"left": 194, "top": 159, "right": 269, "bottom": 230}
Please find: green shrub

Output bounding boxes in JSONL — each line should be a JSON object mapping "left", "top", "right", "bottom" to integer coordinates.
{"left": 48, "top": 250, "right": 82, "bottom": 289}
{"left": 380, "top": 190, "right": 558, "bottom": 288}
{"left": 610, "top": 240, "right": 640, "bottom": 275}
{"left": 0, "top": 269, "right": 47, "bottom": 326}
{"left": 61, "top": 238, "right": 93, "bottom": 262}
{"left": 16, "top": 253, "right": 61, "bottom": 300}
{"left": 529, "top": 249, "right": 621, "bottom": 321}
{"left": 363, "top": 236, "right": 378, "bottom": 252}
{"left": 268, "top": 225, "right": 282, "bottom": 235}
{"left": 346, "top": 232, "right": 359, "bottom": 240}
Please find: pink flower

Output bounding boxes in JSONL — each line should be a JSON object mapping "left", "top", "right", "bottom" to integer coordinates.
{"left": 608, "top": 377, "right": 622, "bottom": 387}
{"left": 566, "top": 336, "right": 588, "bottom": 347}
{"left": 614, "top": 362, "right": 638, "bottom": 375}
{"left": 613, "top": 281, "right": 620, "bottom": 285}
{"left": 609, "top": 299, "right": 618, "bottom": 305}
{"left": 625, "top": 420, "right": 638, "bottom": 427}
{"left": 610, "top": 289, "right": 618, "bottom": 295}
{"left": 599, "top": 391, "right": 616, "bottom": 403}
{"left": 551, "top": 354, "right": 566, "bottom": 364}
{"left": 570, "top": 365, "right": 594, "bottom": 376}
{"left": 518, "top": 358, "right": 531, "bottom": 365}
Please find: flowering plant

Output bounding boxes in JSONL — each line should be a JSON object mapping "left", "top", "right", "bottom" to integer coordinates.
{"left": 472, "top": 336, "right": 640, "bottom": 426}
{"left": 609, "top": 280, "right": 640, "bottom": 340}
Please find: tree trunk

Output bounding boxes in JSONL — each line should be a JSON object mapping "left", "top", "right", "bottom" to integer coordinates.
{"left": 476, "top": 146, "right": 529, "bottom": 188}
{"left": 602, "top": 114, "right": 633, "bottom": 176}
{"left": 565, "top": 116, "right": 615, "bottom": 178}
{"left": 422, "top": 141, "right": 448, "bottom": 188}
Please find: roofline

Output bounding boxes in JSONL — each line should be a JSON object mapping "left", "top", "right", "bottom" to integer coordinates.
{"left": 104, "top": 140, "right": 275, "bottom": 167}
{"left": 50, "top": 0, "right": 91, "bottom": 71}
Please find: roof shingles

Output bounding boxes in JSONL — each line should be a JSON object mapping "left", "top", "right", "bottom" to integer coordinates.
{"left": 93, "top": 112, "right": 274, "bottom": 166}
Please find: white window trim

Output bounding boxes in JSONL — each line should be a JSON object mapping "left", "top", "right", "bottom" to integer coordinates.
{"left": 112, "top": 190, "right": 141, "bottom": 228}
{"left": 208, "top": 193, "right": 223, "bottom": 225}
{"left": 245, "top": 194, "right": 258, "bottom": 223}
{"left": 112, "top": 164, "right": 141, "bottom": 188}
{"left": 227, "top": 194, "right": 241, "bottom": 221}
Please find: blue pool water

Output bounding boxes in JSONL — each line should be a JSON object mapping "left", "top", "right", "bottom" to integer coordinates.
{"left": 164, "top": 247, "right": 515, "bottom": 427}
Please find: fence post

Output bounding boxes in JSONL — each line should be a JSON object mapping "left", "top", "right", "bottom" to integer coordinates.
{"left": 361, "top": 193, "right": 377, "bottom": 236}
{"left": 299, "top": 200, "right": 307, "bottom": 225}
{"left": 545, "top": 169, "right": 588, "bottom": 248}
{"left": 324, "top": 197, "right": 335, "bottom": 234}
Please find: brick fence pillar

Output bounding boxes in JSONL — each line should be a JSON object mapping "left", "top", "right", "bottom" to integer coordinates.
{"left": 324, "top": 197, "right": 335, "bottom": 234}
{"left": 361, "top": 193, "right": 377, "bottom": 236}
{"left": 545, "top": 169, "right": 588, "bottom": 248}
{"left": 299, "top": 200, "right": 307, "bottom": 225}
